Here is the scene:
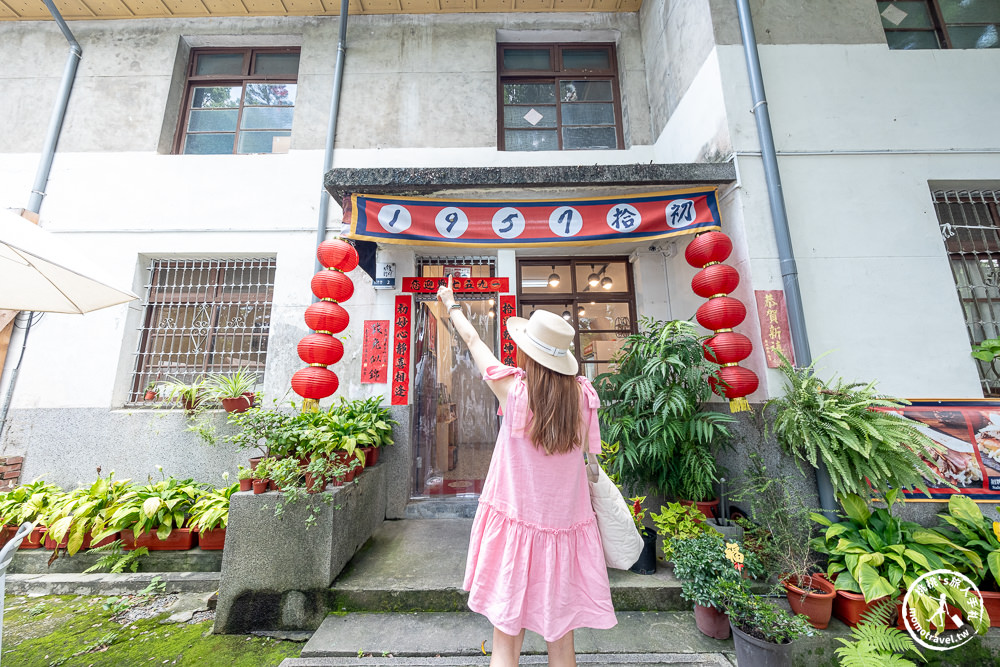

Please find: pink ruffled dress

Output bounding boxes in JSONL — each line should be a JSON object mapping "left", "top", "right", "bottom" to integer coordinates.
{"left": 463, "top": 364, "right": 617, "bottom": 641}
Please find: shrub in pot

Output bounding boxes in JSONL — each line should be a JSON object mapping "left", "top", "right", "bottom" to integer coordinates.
{"left": 0, "top": 480, "right": 63, "bottom": 549}
{"left": 97, "top": 474, "right": 201, "bottom": 550}
{"left": 671, "top": 533, "right": 763, "bottom": 639}
{"left": 711, "top": 578, "right": 813, "bottom": 665}
{"left": 237, "top": 465, "right": 253, "bottom": 492}
{"left": 207, "top": 367, "right": 259, "bottom": 413}
{"left": 43, "top": 472, "right": 130, "bottom": 554}
{"left": 649, "top": 501, "right": 720, "bottom": 560}
{"left": 189, "top": 483, "right": 236, "bottom": 550}
{"left": 595, "top": 318, "right": 735, "bottom": 506}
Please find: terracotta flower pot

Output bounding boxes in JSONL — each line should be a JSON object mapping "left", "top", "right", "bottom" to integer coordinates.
{"left": 121, "top": 527, "right": 196, "bottom": 551}
{"left": 368, "top": 447, "right": 380, "bottom": 466}
{"left": 981, "top": 591, "right": 1000, "bottom": 627}
{"left": 360, "top": 446, "right": 375, "bottom": 468}
{"left": 678, "top": 498, "right": 719, "bottom": 520}
{"left": 304, "top": 472, "right": 326, "bottom": 494}
{"left": 249, "top": 456, "right": 263, "bottom": 471}
{"left": 694, "top": 603, "right": 730, "bottom": 639}
{"left": 83, "top": 531, "right": 119, "bottom": 550}
{"left": 18, "top": 525, "right": 46, "bottom": 550}
{"left": 239, "top": 478, "right": 253, "bottom": 492}
{"left": 252, "top": 479, "right": 268, "bottom": 494}
{"left": 783, "top": 574, "right": 836, "bottom": 629}
{"left": 197, "top": 528, "right": 226, "bottom": 550}
{"left": 144, "top": 390, "right": 157, "bottom": 401}
{"left": 221, "top": 395, "right": 254, "bottom": 413}
{"left": 832, "top": 588, "right": 890, "bottom": 628}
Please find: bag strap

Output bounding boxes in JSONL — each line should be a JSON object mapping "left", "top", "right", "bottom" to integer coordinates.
{"left": 585, "top": 451, "right": 600, "bottom": 484}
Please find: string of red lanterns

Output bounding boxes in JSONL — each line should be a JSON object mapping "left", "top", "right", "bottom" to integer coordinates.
{"left": 291, "top": 239, "right": 358, "bottom": 410}
{"left": 685, "top": 231, "right": 759, "bottom": 412}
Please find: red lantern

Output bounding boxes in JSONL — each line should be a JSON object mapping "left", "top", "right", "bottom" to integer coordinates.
{"left": 311, "top": 270, "right": 354, "bottom": 303}
{"left": 685, "top": 232, "right": 733, "bottom": 268}
{"left": 317, "top": 240, "right": 359, "bottom": 273}
{"left": 703, "top": 332, "right": 753, "bottom": 365}
{"left": 291, "top": 366, "right": 339, "bottom": 400}
{"left": 691, "top": 264, "right": 740, "bottom": 299}
{"left": 298, "top": 334, "right": 344, "bottom": 366}
{"left": 304, "top": 301, "right": 349, "bottom": 334}
{"left": 709, "top": 365, "right": 759, "bottom": 399}
{"left": 695, "top": 297, "right": 746, "bottom": 331}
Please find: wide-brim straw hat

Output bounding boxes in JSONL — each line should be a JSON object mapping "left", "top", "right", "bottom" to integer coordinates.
{"left": 506, "top": 310, "right": 579, "bottom": 376}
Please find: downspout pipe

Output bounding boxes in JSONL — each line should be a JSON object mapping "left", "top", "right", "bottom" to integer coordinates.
{"left": 28, "top": 0, "right": 82, "bottom": 215}
{"left": 1, "top": 0, "right": 81, "bottom": 440}
{"left": 733, "top": 0, "right": 838, "bottom": 515}
{"left": 315, "top": 0, "right": 350, "bottom": 278}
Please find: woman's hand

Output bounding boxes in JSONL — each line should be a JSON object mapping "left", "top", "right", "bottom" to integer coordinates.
{"left": 437, "top": 275, "right": 457, "bottom": 309}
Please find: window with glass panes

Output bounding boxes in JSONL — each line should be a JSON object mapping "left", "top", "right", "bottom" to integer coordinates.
{"left": 176, "top": 48, "right": 299, "bottom": 154}
{"left": 935, "top": 190, "right": 1000, "bottom": 396}
{"left": 517, "top": 258, "right": 636, "bottom": 381}
{"left": 498, "top": 44, "right": 624, "bottom": 151}
{"left": 878, "top": 1, "right": 999, "bottom": 49}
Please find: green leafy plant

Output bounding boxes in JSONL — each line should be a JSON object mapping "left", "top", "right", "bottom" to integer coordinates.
{"left": 971, "top": 338, "right": 1000, "bottom": 363}
{"left": 269, "top": 457, "right": 304, "bottom": 490}
{"left": 710, "top": 578, "right": 813, "bottom": 645}
{"left": 43, "top": 472, "right": 132, "bottom": 555}
{"left": 226, "top": 406, "right": 299, "bottom": 458}
{"left": 766, "top": 355, "right": 947, "bottom": 500}
{"left": 834, "top": 599, "right": 924, "bottom": 666}
{"left": 206, "top": 367, "right": 259, "bottom": 400}
{"left": 97, "top": 476, "right": 202, "bottom": 542}
{"left": 188, "top": 483, "right": 237, "bottom": 532}
{"left": 0, "top": 480, "right": 63, "bottom": 526}
{"left": 595, "top": 318, "right": 734, "bottom": 501}
{"left": 83, "top": 539, "right": 149, "bottom": 574}
{"left": 160, "top": 376, "right": 206, "bottom": 411}
{"left": 933, "top": 493, "right": 1000, "bottom": 590}
{"left": 649, "top": 501, "right": 720, "bottom": 560}
{"left": 671, "top": 533, "right": 762, "bottom": 608}
{"left": 237, "top": 465, "right": 253, "bottom": 481}
{"left": 305, "top": 456, "right": 352, "bottom": 489}
{"left": 252, "top": 457, "right": 275, "bottom": 481}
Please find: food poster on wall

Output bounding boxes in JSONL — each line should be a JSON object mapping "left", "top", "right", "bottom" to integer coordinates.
{"left": 886, "top": 400, "right": 1000, "bottom": 501}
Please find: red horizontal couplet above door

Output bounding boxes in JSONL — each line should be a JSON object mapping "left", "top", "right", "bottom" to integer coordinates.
{"left": 400, "top": 277, "right": 509, "bottom": 293}
{"left": 345, "top": 188, "right": 721, "bottom": 248}
{"left": 391, "top": 296, "right": 412, "bottom": 405}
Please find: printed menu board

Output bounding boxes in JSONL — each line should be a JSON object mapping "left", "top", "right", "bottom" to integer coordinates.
{"left": 890, "top": 400, "right": 1000, "bottom": 502}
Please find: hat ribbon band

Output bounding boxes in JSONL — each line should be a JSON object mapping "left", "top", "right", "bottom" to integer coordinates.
{"left": 526, "top": 331, "right": 568, "bottom": 357}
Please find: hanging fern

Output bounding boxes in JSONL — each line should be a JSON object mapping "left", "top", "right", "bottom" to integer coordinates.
{"left": 765, "top": 354, "right": 948, "bottom": 500}
{"left": 595, "top": 318, "right": 734, "bottom": 500}
{"left": 835, "top": 599, "right": 923, "bottom": 667}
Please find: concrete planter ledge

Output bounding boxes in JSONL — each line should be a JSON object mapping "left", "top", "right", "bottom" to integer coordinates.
{"left": 213, "top": 462, "right": 388, "bottom": 634}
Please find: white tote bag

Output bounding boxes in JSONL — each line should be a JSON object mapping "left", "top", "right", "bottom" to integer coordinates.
{"left": 585, "top": 452, "right": 644, "bottom": 570}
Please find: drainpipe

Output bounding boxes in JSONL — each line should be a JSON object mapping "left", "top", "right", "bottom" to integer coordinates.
{"left": 0, "top": 0, "right": 82, "bottom": 440}
{"left": 315, "top": 0, "right": 350, "bottom": 279}
{"left": 733, "top": 0, "right": 838, "bottom": 515}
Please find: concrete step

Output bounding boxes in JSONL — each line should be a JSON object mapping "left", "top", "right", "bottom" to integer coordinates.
{"left": 8, "top": 546, "right": 222, "bottom": 574}
{"left": 297, "top": 611, "right": 736, "bottom": 659}
{"left": 281, "top": 654, "right": 734, "bottom": 667}
{"left": 5, "top": 571, "right": 220, "bottom": 596}
{"left": 331, "top": 519, "right": 684, "bottom": 613}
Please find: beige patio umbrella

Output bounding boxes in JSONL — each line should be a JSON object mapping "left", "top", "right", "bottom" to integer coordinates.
{"left": 0, "top": 209, "right": 138, "bottom": 313}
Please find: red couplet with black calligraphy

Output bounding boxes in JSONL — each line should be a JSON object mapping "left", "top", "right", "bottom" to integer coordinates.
{"left": 499, "top": 295, "right": 518, "bottom": 367}
{"left": 391, "top": 296, "right": 412, "bottom": 405}
{"left": 400, "top": 277, "right": 509, "bottom": 293}
{"left": 361, "top": 320, "right": 390, "bottom": 384}
{"left": 754, "top": 290, "right": 795, "bottom": 368}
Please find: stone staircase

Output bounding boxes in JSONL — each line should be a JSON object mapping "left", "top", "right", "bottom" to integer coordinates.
{"left": 280, "top": 518, "right": 739, "bottom": 667}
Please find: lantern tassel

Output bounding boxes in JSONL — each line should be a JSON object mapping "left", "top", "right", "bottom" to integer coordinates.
{"left": 729, "top": 397, "right": 751, "bottom": 413}
{"left": 302, "top": 398, "right": 320, "bottom": 413}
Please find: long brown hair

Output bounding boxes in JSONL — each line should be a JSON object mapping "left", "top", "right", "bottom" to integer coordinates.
{"left": 518, "top": 349, "right": 581, "bottom": 455}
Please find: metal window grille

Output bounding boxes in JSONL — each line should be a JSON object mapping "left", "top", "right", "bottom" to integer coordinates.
{"left": 128, "top": 258, "right": 277, "bottom": 404}
{"left": 935, "top": 190, "right": 1000, "bottom": 396}
{"left": 415, "top": 256, "right": 496, "bottom": 302}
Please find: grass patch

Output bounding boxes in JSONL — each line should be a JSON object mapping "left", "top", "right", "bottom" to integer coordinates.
{"left": 3, "top": 595, "right": 301, "bottom": 667}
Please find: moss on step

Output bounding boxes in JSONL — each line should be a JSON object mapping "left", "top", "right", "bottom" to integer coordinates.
{"left": 2, "top": 595, "right": 301, "bottom": 666}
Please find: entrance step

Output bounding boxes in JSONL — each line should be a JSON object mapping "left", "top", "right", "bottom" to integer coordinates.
{"left": 405, "top": 499, "right": 479, "bottom": 519}
{"left": 281, "top": 653, "right": 733, "bottom": 667}
{"left": 295, "top": 611, "right": 735, "bottom": 660}
{"left": 330, "top": 519, "right": 684, "bottom": 613}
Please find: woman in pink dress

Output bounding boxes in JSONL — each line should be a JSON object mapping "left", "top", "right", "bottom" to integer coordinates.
{"left": 437, "top": 277, "right": 616, "bottom": 667}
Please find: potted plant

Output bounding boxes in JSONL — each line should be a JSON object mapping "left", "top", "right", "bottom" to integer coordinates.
{"left": 226, "top": 404, "right": 298, "bottom": 467}
{"left": 268, "top": 457, "right": 303, "bottom": 492}
{"left": 251, "top": 457, "right": 274, "bottom": 494}
{"left": 43, "top": 472, "right": 130, "bottom": 554}
{"left": 628, "top": 495, "right": 656, "bottom": 575}
{"left": 835, "top": 599, "right": 924, "bottom": 666}
{"left": 188, "top": 483, "right": 236, "bottom": 550}
{"left": 932, "top": 493, "right": 1000, "bottom": 626}
{"left": 671, "top": 532, "right": 763, "bottom": 639}
{"left": 711, "top": 578, "right": 813, "bottom": 665}
{"left": 98, "top": 473, "right": 201, "bottom": 550}
{"left": 732, "top": 452, "right": 833, "bottom": 628}
{"left": 0, "top": 480, "right": 62, "bottom": 549}
{"left": 649, "top": 501, "right": 720, "bottom": 561}
{"left": 207, "top": 367, "right": 259, "bottom": 413}
{"left": 236, "top": 465, "right": 253, "bottom": 492}
{"left": 766, "top": 355, "right": 948, "bottom": 500}
{"left": 595, "top": 319, "right": 735, "bottom": 515}
{"left": 160, "top": 376, "right": 207, "bottom": 414}
{"left": 143, "top": 381, "right": 158, "bottom": 401}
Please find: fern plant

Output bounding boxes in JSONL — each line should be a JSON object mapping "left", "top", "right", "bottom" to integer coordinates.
{"left": 766, "top": 354, "right": 947, "bottom": 500}
{"left": 834, "top": 599, "right": 923, "bottom": 667}
{"left": 595, "top": 318, "right": 735, "bottom": 500}
{"left": 82, "top": 539, "right": 150, "bottom": 574}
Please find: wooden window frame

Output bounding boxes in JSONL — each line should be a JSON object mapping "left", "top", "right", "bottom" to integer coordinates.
{"left": 172, "top": 47, "right": 300, "bottom": 155}
{"left": 497, "top": 43, "right": 625, "bottom": 152}
{"left": 881, "top": 0, "right": 1000, "bottom": 49}
{"left": 516, "top": 257, "right": 637, "bottom": 370}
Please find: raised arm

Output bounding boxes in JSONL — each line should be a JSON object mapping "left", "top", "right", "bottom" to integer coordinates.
{"left": 437, "top": 276, "right": 516, "bottom": 408}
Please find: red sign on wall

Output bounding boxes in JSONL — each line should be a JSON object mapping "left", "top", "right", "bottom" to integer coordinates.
{"left": 361, "top": 320, "right": 390, "bottom": 384}
{"left": 499, "top": 295, "right": 517, "bottom": 367}
{"left": 400, "top": 277, "right": 509, "bottom": 293}
{"left": 754, "top": 290, "right": 795, "bottom": 368}
{"left": 391, "top": 296, "right": 412, "bottom": 405}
